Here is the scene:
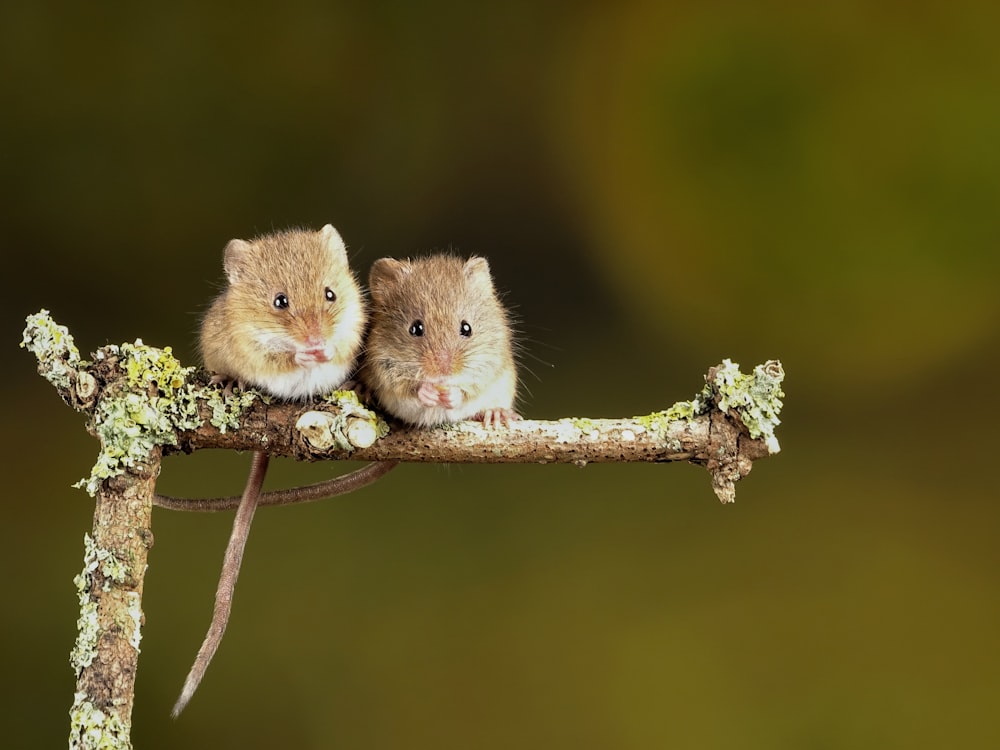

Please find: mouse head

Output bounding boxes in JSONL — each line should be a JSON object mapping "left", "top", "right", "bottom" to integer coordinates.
{"left": 222, "top": 224, "right": 365, "bottom": 367}
{"left": 367, "top": 254, "right": 510, "bottom": 384}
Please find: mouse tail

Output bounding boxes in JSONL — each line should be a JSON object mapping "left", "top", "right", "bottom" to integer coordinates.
{"left": 171, "top": 451, "right": 269, "bottom": 718}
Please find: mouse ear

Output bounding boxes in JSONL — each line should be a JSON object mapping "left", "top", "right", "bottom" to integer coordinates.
{"left": 222, "top": 239, "right": 252, "bottom": 284}
{"left": 463, "top": 256, "right": 495, "bottom": 291}
{"left": 369, "top": 258, "right": 411, "bottom": 303}
{"left": 319, "top": 224, "right": 349, "bottom": 264}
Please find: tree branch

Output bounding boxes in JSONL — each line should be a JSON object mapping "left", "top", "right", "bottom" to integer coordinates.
{"left": 22, "top": 310, "right": 784, "bottom": 748}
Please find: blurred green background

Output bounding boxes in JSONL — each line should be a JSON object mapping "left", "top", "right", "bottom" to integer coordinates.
{"left": 4, "top": 1, "right": 998, "bottom": 748}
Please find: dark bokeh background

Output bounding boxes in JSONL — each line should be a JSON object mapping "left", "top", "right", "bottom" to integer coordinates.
{"left": 4, "top": 2, "right": 998, "bottom": 748}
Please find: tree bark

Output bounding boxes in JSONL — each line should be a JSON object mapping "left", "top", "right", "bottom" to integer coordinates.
{"left": 68, "top": 454, "right": 158, "bottom": 749}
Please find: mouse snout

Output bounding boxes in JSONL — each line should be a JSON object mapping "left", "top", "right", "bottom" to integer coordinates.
{"left": 422, "top": 349, "right": 458, "bottom": 378}
{"left": 294, "top": 335, "right": 333, "bottom": 366}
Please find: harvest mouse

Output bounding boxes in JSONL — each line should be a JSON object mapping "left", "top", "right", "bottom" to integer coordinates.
{"left": 199, "top": 224, "right": 366, "bottom": 399}
{"left": 171, "top": 224, "right": 384, "bottom": 717}
{"left": 360, "top": 254, "right": 520, "bottom": 427}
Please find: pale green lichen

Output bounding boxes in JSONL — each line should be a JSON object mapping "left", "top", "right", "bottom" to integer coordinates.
{"left": 71, "top": 535, "right": 107, "bottom": 675}
{"left": 550, "top": 418, "right": 585, "bottom": 444}
{"left": 96, "top": 552, "right": 128, "bottom": 589}
{"left": 70, "top": 592, "right": 99, "bottom": 675}
{"left": 75, "top": 533, "right": 129, "bottom": 587}
{"left": 710, "top": 359, "right": 784, "bottom": 450}
{"left": 634, "top": 412, "right": 668, "bottom": 444}
{"left": 74, "top": 340, "right": 203, "bottom": 496}
{"left": 206, "top": 387, "right": 257, "bottom": 432}
{"left": 626, "top": 382, "right": 709, "bottom": 452}
{"left": 69, "top": 691, "right": 132, "bottom": 750}
{"left": 550, "top": 418, "right": 602, "bottom": 443}
{"left": 639, "top": 384, "right": 712, "bottom": 426}
{"left": 636, "top": 384, "right": 712, "bottom": 442}
{"left": 664, "top": 384, "right": 713, "bottom": 421}
{"left": 70, "top": 534, "right": 142, "bottom": 747}
{"left": 70, "top": 534, "right": 139, "bottom": 676}
{"left": 124, "top": 592, "right": 143, "bottom": 652}
{"left": 21, "top": 309, "right": 86, "bottom": 390}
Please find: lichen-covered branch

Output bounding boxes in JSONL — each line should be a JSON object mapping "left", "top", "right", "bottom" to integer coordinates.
{"left": 22, "top": 310, "right": 784, "bottom": 502}
{"left": 67, "top": 455, "right": 157, "bottom": 750}
{"left": 21, "top": 309, "right": 784, "bottom": 748}
{"left": 166, "top": 359, "right": 782, "bottom": 504}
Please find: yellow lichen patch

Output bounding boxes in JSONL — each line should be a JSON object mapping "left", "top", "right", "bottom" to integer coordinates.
{"left": 22, "top": 315, "right": 209, "bottom": 494}
{"left": 75, "top": 341, "right": 204, "bottom": 496}
{"left": 322, "top": 389, "right": 364, "bottom": 407}
{"left": 636, "top": 383, "right": 712, "bottom": 439}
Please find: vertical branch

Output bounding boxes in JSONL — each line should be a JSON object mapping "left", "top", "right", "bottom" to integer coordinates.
{"left": 69, "top": 448, "right": 159, "bottom": 750}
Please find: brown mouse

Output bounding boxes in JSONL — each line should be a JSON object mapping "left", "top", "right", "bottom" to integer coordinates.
{"left": 361, "top": 254, "right": 520, "bottom": 427}
{"left": 199, "top": 223, "right": 367, "bottom": 398}
{"left": 171, "top": 224, "right": 380, "bottom": 717}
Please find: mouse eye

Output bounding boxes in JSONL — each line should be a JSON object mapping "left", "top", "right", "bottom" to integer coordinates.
{"left": 460, "top": 320, "right": 472, "bottom": 337}
{"left": 273, "top": 293, "right": 290, "bottom": 310}
{"left": 409, "top": 320, "right": 425, "bottom": 337}
{"left": 325, "top": 288, "right": 336, "bottom": 303}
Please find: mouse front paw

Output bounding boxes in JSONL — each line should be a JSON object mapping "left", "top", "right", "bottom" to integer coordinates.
{"left": 417, "top": 381, "right": 441, "bottom": 408}
{"left": 417, "top": 382, "right": 463, "bottom": 410}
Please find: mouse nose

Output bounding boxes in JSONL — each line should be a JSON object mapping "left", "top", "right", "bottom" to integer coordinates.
{"left": 425, "top": 350, "right": 455, "bottom": 377}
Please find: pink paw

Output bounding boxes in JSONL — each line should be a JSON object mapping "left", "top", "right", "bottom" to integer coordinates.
{"left": 417, "top": 381, "right": 442, "bottom": 408}
{"left": 417, "top": 382, "right": 463, "bottom": 409}
{"left": 476, "top": 407, "right": 522, "bottom": 429}
{"left": 439, "top": 386, "right": 462, "bottom": 409}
